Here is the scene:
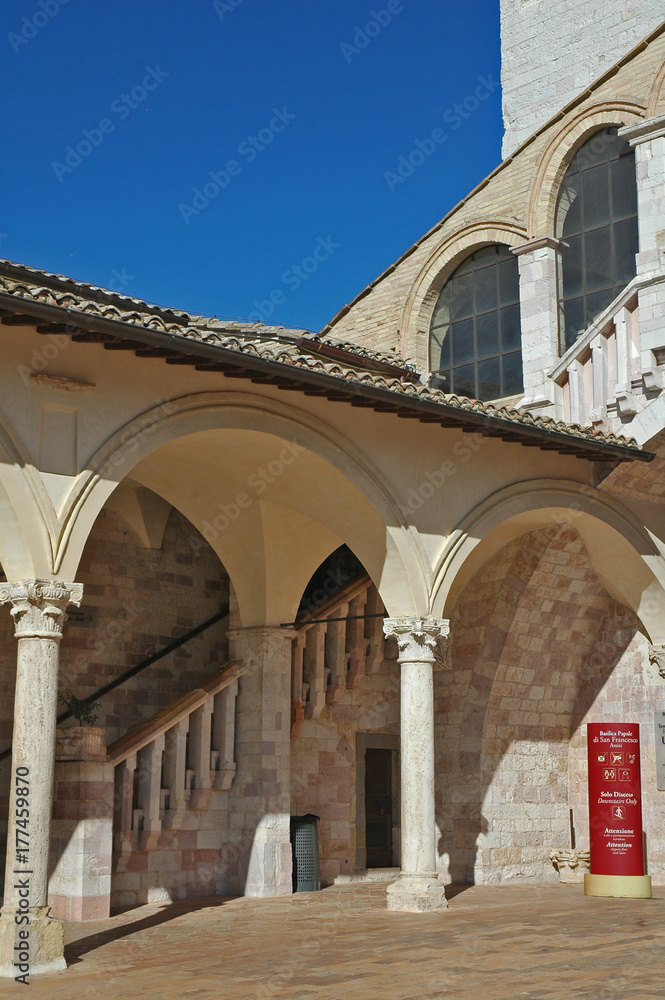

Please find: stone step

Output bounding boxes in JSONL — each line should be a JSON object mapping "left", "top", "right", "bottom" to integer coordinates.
{"left": 334, "top": 868, "right": 400, "bottom": 884}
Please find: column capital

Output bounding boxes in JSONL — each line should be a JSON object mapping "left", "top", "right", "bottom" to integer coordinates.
{"left": 648, "top": 643, "right": 665, "bottom": 679}
{"left": 0, "top": 579, "right": 83, "bottom": 639}
{"left": 619, "top": 114, "right": 665, "bottom": 147}
{"left": 383, "top": 616, "right": 449, "bottom": 663}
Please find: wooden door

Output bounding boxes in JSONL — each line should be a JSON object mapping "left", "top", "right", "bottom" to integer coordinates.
{"left": 365, "top": 747, "right": 393, "bottom": 867}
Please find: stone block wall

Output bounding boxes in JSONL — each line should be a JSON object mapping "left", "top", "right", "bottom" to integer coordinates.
{"left": 226, "top": 625, "right": 294, "bottom": 899}
{"left": 48, "top": 760, "right": 114, "bottom": 920}
{"left": 0, "top": 502, "right": 229, "bottom": 854}
{"left": 436, "top": 523, "right": 665, "bottom": 885}
{"left": 569, "top": 606, "right": 665, "bottom": 882}
{"left": 291, "top": 646, "right": 399, "bottom": 886}
{"left": 58, "top": 505, "right": 230, "bottom": 745}
{"left": 324, "top": 29, "right": 665, "bottom": 377}
{"left": 499, "top": 0, "right": 664, "bottom": 157}
{"left": 111, "top": 790, "right": 233, "bottom": 911}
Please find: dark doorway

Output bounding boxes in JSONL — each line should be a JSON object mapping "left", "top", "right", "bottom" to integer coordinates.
{"left": 364, "top": 748, "right": 393, "bottom": 867}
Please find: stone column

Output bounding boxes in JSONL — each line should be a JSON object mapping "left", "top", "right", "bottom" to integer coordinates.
{"left": 0, "top": 579, "right": 83, "bottom": 979}
{"left": 512, "top": 236, "right": 565, "bottom": 417}
{"left": 383, "top": 616, "right": 449, "bottom": 912}
{"left": 619, "top": 115, "right": 665, "bottom": 389}
{"left": 227, "top": 625, "right": 296, "bottom": 897}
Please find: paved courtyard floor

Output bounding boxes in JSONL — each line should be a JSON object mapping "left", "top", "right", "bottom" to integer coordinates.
{"left": 4, "top": 881, "right": 663, "bottom": 999}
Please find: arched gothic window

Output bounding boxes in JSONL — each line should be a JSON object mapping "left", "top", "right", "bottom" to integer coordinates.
{"left": 429, "top": 244, "right": 522, "bottom": 402}
{"left": 556, "top": 127, "right": 638, "bottom": 351}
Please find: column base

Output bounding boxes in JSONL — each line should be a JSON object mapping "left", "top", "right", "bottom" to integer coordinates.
{"left": 386, "top": 874, "right": 448, "bottom": 912}
{"left": 0, "top": 906, "right": 66, "bottom": 978}
{"left": 584, "top": 873, "right": 652, "bottom": 899}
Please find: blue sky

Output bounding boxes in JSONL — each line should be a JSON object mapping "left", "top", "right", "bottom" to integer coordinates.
{"left": 1, "top": 0, "right": 502, "bottom": 331}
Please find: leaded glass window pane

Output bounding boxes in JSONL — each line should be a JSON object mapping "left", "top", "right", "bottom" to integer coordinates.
{"left": 451, "top": 319, "right": 474, "bottom": 364}
{"left": 614, "top": 216, "right": 639, "bottom": 285}
{"left": 612, "top": 154, "right": 638, "bottom": 219}
{"left": 582, "top": 164, "right": 610, "bottom": 229}
{"left": 474, "top": 264, "right": 497, "bottom": 313}
{"left": 500, "top": 304, "right": 521, "bottom": 352}
{"left": 429, "top": 244, "right": 523, "bottom": 402}
{"left": 477, "top": 357, "right": 501, "bottom": 400}
{"left": 556, "top": 127, "right": 638, "bottom": 351}
{"left": 476, "top": 312, "right": 499, "bottom": 358}
{"left": 451, "top": 272, "right": 473, "bottom": 319}
{"left": 502, "top": 351, "right": 523, "bottom": 396}
{"left": 453, "top": 364, "right": 475, "bottom": 397}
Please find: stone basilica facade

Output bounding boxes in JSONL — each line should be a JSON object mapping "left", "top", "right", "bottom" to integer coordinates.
{"left": 1, "top": 0, "right": 665, "bottom": 978}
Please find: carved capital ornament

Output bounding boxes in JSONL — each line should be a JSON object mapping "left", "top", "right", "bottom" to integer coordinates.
{"left": 0, "top": 579, "right": 83, "bottom": 639}
{"left": 648, "top": 643, "right": 665, "bottom": 680}
{"left": 383, "top": 616, "right": 450, "bottom": 663}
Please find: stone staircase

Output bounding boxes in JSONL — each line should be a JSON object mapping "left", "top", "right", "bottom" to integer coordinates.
{"left": 45, "top": 659, "right": 244, "bottom": 918}
{"left": 108, "top": 659, "right": 243, "bottom": 855}
{"left": 291, "top": 575, "right": 387, "bottom": 735}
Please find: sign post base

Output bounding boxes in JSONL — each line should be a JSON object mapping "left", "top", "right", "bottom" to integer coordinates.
{"left": 584, "top": 873, "right": 652, "bottom": 898}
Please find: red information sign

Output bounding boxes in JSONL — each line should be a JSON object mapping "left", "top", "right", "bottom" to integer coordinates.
{"left": 587, "top": 723, "right": 645, "bottom": 876}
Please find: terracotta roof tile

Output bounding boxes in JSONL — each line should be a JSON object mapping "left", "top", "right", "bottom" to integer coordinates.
{"left": 0, "top": 260, "right": 644, "bottom": 454}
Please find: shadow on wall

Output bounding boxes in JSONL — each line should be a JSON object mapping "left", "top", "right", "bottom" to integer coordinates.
{"left": 436, "top": 523, "right": 644, "bottom": 885}
{"left": 0, "top": 501, "right": 233, "bottom": 911}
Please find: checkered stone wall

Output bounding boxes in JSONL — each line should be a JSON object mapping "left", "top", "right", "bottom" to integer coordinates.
{"left": 436, "top": 524, "right": 665, "bottom": 885}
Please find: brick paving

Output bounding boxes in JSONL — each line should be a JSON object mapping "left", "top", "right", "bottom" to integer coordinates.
{"left": 5, "top": 882, "right": 664, "bottom": 999}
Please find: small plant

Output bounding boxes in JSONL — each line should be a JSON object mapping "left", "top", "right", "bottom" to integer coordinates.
{"left": 59, "top": 689, "right": 102, "bottom": 727}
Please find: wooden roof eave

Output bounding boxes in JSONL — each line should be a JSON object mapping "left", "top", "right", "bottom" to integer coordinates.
{"left": 0, "top": 293, "right": 653, "bottom": 465}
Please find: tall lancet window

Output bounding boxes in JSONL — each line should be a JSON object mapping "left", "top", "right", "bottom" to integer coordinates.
{"left": 429, "top": 245, "right": 522, "bottom": 402}
{"left": 556, "top": 127, "right": 638, "bottom": 352}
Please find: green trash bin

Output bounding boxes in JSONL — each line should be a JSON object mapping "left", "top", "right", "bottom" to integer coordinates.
{"left": 290, "top": 813, "right": 321, "bottom": 892}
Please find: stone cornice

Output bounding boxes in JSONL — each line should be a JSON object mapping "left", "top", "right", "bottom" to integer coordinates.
{"left": 619, "top": 113, "right": 665, "bottom": 146}
{"left": 511, "top": 235, "right": 566, "bottom": 256}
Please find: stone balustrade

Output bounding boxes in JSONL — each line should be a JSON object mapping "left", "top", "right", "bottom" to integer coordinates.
{"left": 290, "top": 577, "right": 387, "bottom": 735}
{"left": 108, "top": 659, "right": 243, "bottom": 855}
{"left": 549, "top": 273, "right": 665, "bottom": 433}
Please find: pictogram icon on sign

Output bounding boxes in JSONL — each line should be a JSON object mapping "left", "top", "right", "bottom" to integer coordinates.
{"left": 612, "top": 805, "right": 626, "bottom": 820}
{"left": 596, "top": 752, "right": 607, "bottom": 764}
{"left": 611, "top": 753, "right": 624, "bottom": 765}
{"left": 619, "top": 769, "right": 632, "bottom": 781}
{"left": 603, "top": 768, "right": 616, "bottom": 781}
